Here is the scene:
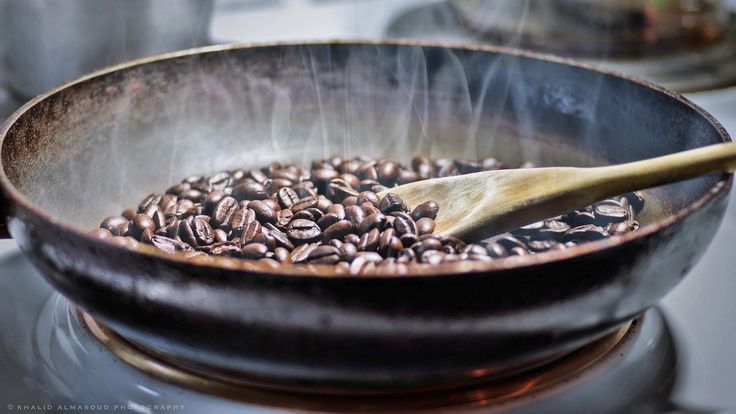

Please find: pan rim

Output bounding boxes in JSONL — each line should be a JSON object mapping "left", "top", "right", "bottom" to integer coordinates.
{"left": 0, "top": 39, "right": 732, "bottom": 279}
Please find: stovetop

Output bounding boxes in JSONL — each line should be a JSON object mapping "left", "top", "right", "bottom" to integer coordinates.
{"left": 1, "top": 1, "right": 736, "bottom": 412}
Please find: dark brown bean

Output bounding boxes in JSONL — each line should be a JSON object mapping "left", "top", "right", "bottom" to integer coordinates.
{"left": 100, "top": 216, "right": 128, "bottom": 234}
{"left": 411, "top": 200, "right": 439, "bottom": 221}
{"left": 242, "top": 243, "right": 268, "bottom": 259}
{"left": 358, "top": 228, "right": 380, "bottom": 251}
{"left": 287, "top": 219, "right": 322, "bottom": 244}
{"left": 211, "top": 196, "right": 239, "bottom": 228}
{"left": 277, "top": 187, "right": 300, "bottom": 209}
{"left": 416, "top": 217, "right": 435, "bottom": 236}
{"left": 151, "top": 235, "right": 193, "bottom": 252}
{"left": 240, "top": 220, "right": 263, "bottom": 245}
{"left": 249, "top": 200, "right": 277, "bottom": 224}
{"left": 393, "top": 212, "right": 417, "bottom": 236}
{"left": 345, "top": 205, "right": 366, "bottom": 230}
{"left": 377, "top": 161, "right": 399, "bottom": 185}
{"left": 193, "top": 217, "right": 215, "bottom": 245}
{"left": 379, "top": 193, "right": 407, "bottom": 215}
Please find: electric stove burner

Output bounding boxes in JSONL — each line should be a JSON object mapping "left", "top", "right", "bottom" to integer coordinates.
{"left": 385, "top": 2, "right": 736, "bottom": 92}
{"left": 79, "top": 310, "right": 633, "bottom": 411}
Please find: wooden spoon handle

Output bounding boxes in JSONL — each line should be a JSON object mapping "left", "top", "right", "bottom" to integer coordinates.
{"left": 585, "top": 142, "right": 736, "bottom": 199}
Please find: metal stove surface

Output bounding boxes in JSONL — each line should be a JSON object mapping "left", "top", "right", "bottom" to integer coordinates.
{"left": 2, "top": 2, "right": 736, "bottom": 412}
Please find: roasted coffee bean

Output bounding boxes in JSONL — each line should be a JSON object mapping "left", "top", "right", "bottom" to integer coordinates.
{"left": 193, "top": 217, "right": 215, "bottom": 245}
{"left": 345, "top": 205, "right": 366, "bottom": 229}
{"left": 122, "top": 209, "right": 137, "bottom": 221}
{"left": 264, "top": 224, "right": 294, "bottom": 250}
{"left": 214, "top": 229, "right": 229, "bottom": 244}
{"left": 339, "top": 243, "right": 357, "bottom": 262}
{"left": 416, "top": 217, "right": 435, "bottom": 236}
{"left": 356, "top": 191, "right": 380, "bottom": 208}
{"left": 166, "top": 183, "right": 190, "bottom": 195}
{"left": 242, "top": 243, "right": 268, "bottom": 260}
{"left": 178, "top": 219, "right": 198, "bottom": 246}
{"left": 565, "top": 225, "right": 608, "bottom": 242}
{"left": 138, "top": 194, "right": 163, "bottom": 213}
{"left": 379, "top": 193, "right": 407, "bottom": 214}
{"left": 393, "top": 212, "right": 417, "bottom": 236}
{"left": 485, "top": 242, "right": 509, "bottom": 258}
{"left": 527, "top": 240, "right": 559, "bottom": 252}
{"left": 151, "top": 235, "right": 193, "bottom": 253}
{"left": 240, "top": 220, "right": 262, "bottom": 245}
{"left": 287, "top": 219, "right": 322, "bottom": 244}
{"left": 291, "top": 243, "right": 320, "bottom": 263}
{"left": 277, "top": 187, "right": 300, "bottom": 209}
{"left": 231, "top": 208, "right": 256, "bottom": 235}
{"left": 594, "top": 203, "right": 629, "bottom": 223}
{"left": 274, "top": 247, "right": 291, "bottom": 263}
{"left": 307, "top": 246, "right": 341, "bottom": 264}
{"left": 204, "top": 190, "right": 227, "bottom": 215}
{"left": 212, "top": 197, "right": 239, "bottom": 228}
{"left": 327, "top": 204, "right": 345, "bottom": 220}
{"left": 132, "top": 214, "right": 156, "bottom": 238}
{"left": 454, "top": 159, "right": 482, "bottom": 174}
{"left": 291, "top": 196, "right": 318, "bottom": 213}
{"left": 322, "top": 220, "right": 352, "bottom": 242}
{"left": 358, "top": 228, "right": 380, "bottom": 251}
{"left": 89, "top": 228, "right": 113, "bottom": 240}
{"left": 411, "top": 200, "right": 439, "bottom": 221}
{"left": 317, "top": 213, "right": 342, "bottom": 230}
{"left": 100, "top": 216, "right": 128, "bottom": 234}
{"left": 607, "top": 221, "right": 640, "bottom": 236}
{"left": 249, "top": 200, "right": 277, "bottom": 224}
{"left": 305, "top": 207, "right": 324, "bottom": 221}
{"left": 377, "top": 161, "right": 399, "bottom": 185}
{"left": 96, "top": 156, "right": 643, "bottom": 267}
{"left": 292, "top": 210, "right": 315, "bottom": 222}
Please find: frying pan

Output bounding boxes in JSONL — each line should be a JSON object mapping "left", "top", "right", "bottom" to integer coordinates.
{"left": 0, "top": 41, "right": 731, "bottom": 393}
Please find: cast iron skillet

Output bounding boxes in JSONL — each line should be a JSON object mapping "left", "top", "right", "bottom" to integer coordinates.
{"left": 0, "top": 41, "right": 731, "bottom": 393}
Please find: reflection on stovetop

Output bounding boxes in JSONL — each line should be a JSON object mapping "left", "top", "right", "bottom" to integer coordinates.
{"left": 0, "top": 248, "right": 705, "bottom": 413}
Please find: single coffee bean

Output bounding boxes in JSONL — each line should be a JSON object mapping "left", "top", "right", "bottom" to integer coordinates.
{"left": 151, "top": 235, "right": 194, "bottom": 253}
{"left": 274, "top": 247, "right": 291, "bottom": 263}
{"left": 292, "top": 210, "right": 315, "bottom": 222}
{"left": 193, "top": 217, "right": 215, "bottom": 245}
{"left": 291, "top": 196, "right": 318, "bottom": 213}
{"left": 122, "top": 209, "right": 137, "bottom": 221}
{"left": 177, "top": 219, "right": 198, "bottom": 246}
{"left": 339, "top": 243, "right": 357, "bottom": 262}
{"left": 166, "top": 183, "right": 190, "bottom": 195}
{"left": 291, "top": 243, "right": 320, "bottom": 263}
{"left": 89, "top": 228, "right": 113, "bottom": 240}
{"left": 287, "top": 219, "right": 322, "bottom": 244}
{"left": 211, "top": 197, "right": 239, "bottom": 228}
{"left": 204, "top": 190, "right": 227, "bottom": 215}
{"left": 240, "top": 220, "right": 263, "bottom": 245}
{"left": 607, "top": 220, "right": 640, "bottom": 236}
{"left": 249, "top": 200, "right": 277, "bottom": 224}
{"left": 277, "top": 187, "right": 300, "bottom": 209}
{"left": 358, "top": 213, "right": 385, "bottom": 234}
{"left": 323, "top": 220, "right": 353, "bottom": 242}
{"left": 415, "top": 217, "right": 436, "bottom": 236}
{"left": 264, "top": 224, "right": 294, "bottom": 250}
{"left": 214, "top": 229, "right": 229, "bottom": 244}
{"left": 358, "top": 228, "right": 380, "bottom": 251}
{"left": 344, "top": 233, "right": 361, "bottom": 245}
{"left": 344, "top": 205, "right": 366, "bottom": 230}
{"left": 379, "top": 193, "right": 407, "bottom": 214}
{"left": 392, "top": 212, "right": 417, "bottom": 236}
{"left": 253, "top": 233, "right": 277, "bottom": 251}
{"left": 594, "top": 203, "right": 629, "bottom": 223}
{"left": 377, "top": 161, "right": 399, "bottom": 185}
{"left": 132, "top": 214, "right": 156, "bottom": 238}
{"left": 100, "top": 216, "right": 128, "bottom": 234}
{"left": 565, "top": 225, "right": 608, "bottom": 242}
{"left": 318, "top": 213, "right": 342, "bottom": 230}
{"left": 411, "top": 200, "right": 439, "bottom": 221}
{"left": 485, "top": 242, "right": 509, "bottom": 258}
{"left": 208, "top": 171, "right": 232, "bottom": 190}
{"left": 356, "top": 191, "right": 380, "bottom": 208}
{"left": 230, "top": 208, "right": 256, "bottom": 235}
{"left": 138, "top": 193, "right": 163, "bottom": 213}
{"left": 242, "top": 243, "right": 268, "bottom": 259}
{"left": 307, "top": 246, "right": 341, "bottom": 264}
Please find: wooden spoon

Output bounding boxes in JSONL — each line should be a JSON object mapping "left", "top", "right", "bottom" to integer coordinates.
{"left": 379, "top": 143, "right": 736, "bottom": 241}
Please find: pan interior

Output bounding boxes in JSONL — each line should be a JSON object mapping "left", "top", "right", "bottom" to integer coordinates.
{"left": 0, "top": 43, "right": 725, "bottom": 232}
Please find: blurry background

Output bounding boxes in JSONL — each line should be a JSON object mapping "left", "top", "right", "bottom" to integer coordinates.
{"left": 1, "top": 0, "right": 735, "bottom": 411}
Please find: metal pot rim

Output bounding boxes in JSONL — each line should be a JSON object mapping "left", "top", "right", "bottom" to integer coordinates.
{"left": 0, "top": 39, "right": 732, "bottom": 278}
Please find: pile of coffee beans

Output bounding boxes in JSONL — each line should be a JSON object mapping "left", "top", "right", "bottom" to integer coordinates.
{"left": 90, "top": 156, "right": 643, "bottom": 271}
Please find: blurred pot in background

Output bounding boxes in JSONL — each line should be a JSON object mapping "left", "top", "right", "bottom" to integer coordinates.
{"left": 450, "top": 0, "right": 731, "bottom": 57}
{"left": 0, "top": 0, "right": 213, "bottom": 98}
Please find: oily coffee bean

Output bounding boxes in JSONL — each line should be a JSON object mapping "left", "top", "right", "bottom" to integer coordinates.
{"left": 411, "top": 201, "right": 439, "bottom": 221}
{"left": 379, "top": 193, "right": 407, "bottom": 215}
{"left": 287, "top": 219, "right": 322, "bottom": 244}
{"left": 151, "top": 235, "right": 194, "bottom": 253}
{"left": 95, "top": 156, "right": 643, "bottom": 269}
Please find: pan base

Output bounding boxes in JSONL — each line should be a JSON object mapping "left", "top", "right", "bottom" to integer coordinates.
{"left": 78, "top": 308, "right": 637, "bottom": 411}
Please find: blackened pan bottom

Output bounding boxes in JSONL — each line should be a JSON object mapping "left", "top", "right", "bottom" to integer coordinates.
{"left": 78, "top": 308, "right": 637, "bottom": 411}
